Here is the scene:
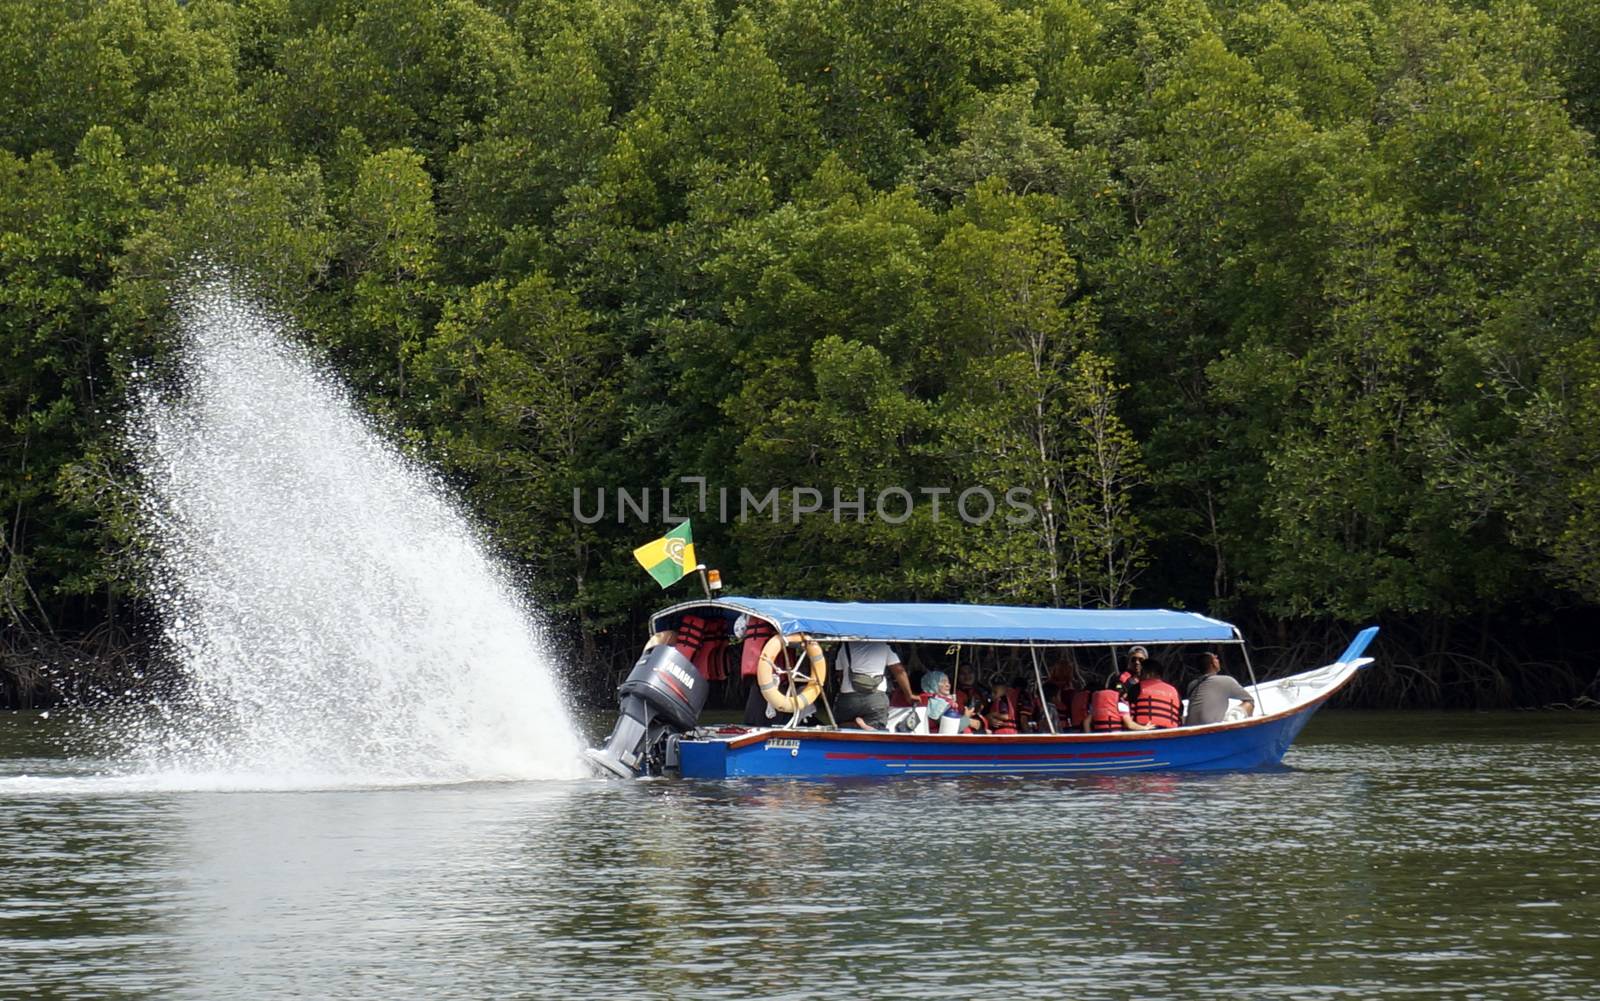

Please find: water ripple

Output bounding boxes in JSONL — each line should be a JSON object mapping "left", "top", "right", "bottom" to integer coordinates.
{"left": 2, "top": 712, "right": 1597, "bottom": 999}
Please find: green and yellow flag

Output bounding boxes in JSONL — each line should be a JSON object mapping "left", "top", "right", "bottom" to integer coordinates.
{"left": 632, "top": 522, "right": 696, "bottom": 589}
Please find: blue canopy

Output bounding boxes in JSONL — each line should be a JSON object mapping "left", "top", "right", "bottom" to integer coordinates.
{"left": 652, "top": 596, "right": 1238, "bottom": 646}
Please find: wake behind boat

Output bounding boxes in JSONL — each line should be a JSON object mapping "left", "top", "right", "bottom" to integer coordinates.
{"left": 586, "top": 597, "right": 1377, "bottom": 780}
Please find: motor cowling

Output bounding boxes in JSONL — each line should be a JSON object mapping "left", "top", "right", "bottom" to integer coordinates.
{"left": 586, "top": 644, "right": 709, "bottom": 778}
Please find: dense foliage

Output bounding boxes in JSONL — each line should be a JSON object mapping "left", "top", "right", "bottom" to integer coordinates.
{"left": 3, "top": 0, "right": 1599, "bottom": 706}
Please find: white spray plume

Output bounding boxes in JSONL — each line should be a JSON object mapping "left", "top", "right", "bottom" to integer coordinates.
{"left": 120, "top": 279, "right": 585, "bottom": 786}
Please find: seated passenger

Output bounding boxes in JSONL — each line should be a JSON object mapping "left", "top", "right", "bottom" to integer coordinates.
{"left": 1056, "top": 680, "right": 1076, "bottom": 725}
{"left": 919, "top": 670, "right": 978, "bottom": 732}
{"left": 1129, "top": 660, "right": 1182, "bottom": 729}
{"left": 957, "top": 683, "right": 989, "bottom": 733}
{"left": 1015, "top": 677, "right": 1040, "bottom": 731}
{"left": 1120, "top": 646, "right": 1147, "bottom": 704}
{"left": 1039, "top": 682, "right": 1067, "bottom": 733}
{"left": 1067, "top": 680, "right": 1091, "bottom": 730}
{"left": 1020, "top": 681, "right": 1060, "bottom": 732}
{"left": 1084, "top": 673, "right": 1136, "bottom": 732}
{"left": 1184, "top": 652, "right": 1256, "bottom": 725}
{"left": 986, "top": 681, "right": 1020, "bottom": 734}
{"left": 836, "top": 640, "right": 913, "bottom": 730}
{"left": 956, "top": 681, "right": 977, "bottom": 709}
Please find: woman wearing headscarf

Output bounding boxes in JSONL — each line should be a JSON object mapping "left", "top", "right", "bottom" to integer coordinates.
{"left": 918, "top": 670, "right": 978, "bottom": 733}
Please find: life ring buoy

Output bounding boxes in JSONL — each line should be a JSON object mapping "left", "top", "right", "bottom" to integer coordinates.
{"left": 757, "top": 634, "right": 827, "bottom": 713}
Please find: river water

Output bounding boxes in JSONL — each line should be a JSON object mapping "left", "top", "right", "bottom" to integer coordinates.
{"left": 1, "top": 710, "right": 1596, "bottom": 1000}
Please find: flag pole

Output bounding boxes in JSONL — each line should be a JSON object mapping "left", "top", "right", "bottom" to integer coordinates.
{"left": 695, "top": 564, "right": 711, "bottom": 598}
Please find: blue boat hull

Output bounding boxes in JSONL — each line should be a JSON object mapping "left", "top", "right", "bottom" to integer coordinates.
{"left": 677, "top": 692, "right": 1332, "bottom": 780}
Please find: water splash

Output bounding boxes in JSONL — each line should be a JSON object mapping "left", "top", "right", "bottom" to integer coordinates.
{"left": 112, "top": 281, "right": 584, "bottom": 786}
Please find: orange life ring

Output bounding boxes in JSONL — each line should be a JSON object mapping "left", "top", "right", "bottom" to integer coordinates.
{"left": 757, "top": 634, "right": 827, "bottom": 713}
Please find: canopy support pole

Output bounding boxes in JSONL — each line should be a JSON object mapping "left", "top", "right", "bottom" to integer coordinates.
{"left": 816, "top": 676, "right": 838, "bottom": 729}
{"left": 1030, "top": 642, "right": 1056, "bottom": 734}
{"left": 784, "top": 637, "right": 801, "bottom": 728}
{"left": 788, "top": 632, "right": 828, "bottom": 729}
{"left": 1236, "top": 633, "right": 1262, "bottom": 715}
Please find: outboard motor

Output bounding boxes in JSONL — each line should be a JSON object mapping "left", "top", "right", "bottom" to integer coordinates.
{"left": 586, "top": 643, "right": 709, "bottom": 778}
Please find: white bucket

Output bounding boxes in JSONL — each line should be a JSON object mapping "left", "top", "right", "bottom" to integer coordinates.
{"left": 939, "top": 710, "right": 963, "bottom": 735}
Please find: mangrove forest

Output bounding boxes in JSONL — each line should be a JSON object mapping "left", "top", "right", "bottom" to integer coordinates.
{"left": 4, "top": 0, "right": 1600, "bottom": 707}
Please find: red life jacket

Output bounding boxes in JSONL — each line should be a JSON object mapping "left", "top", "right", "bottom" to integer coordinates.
{"left": 1016, "top": 690, "right": 1039, "bottom": 729}
{"left": 988, "top": 691, "right": 1019, "bottom": 734}
{"left": 956, "top": 687, "right": 985, "bottom": 731}
{"left": 739, "top": 621, "right": 790, "bottom": 679}
{"left": 1068, "top": 689, "right": 1090, "bottom": 729}
{"left": 1088, "top": 689, "right": 1124, "bottom": 732}
{"left": 689, "top": 616, "right": 727, "bottom": 681}
{"left": 671, "top": 614, "right": 709, "bottom": 662}
{"left": 1131, "top": 678, "right": 1182, "bottom": 728}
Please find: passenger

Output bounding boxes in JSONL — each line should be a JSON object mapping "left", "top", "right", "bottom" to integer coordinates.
{"left": 959, "top": 683, "right": 990, "bottom": 733}
{"left": 1034, "top": 682, "right": 1064, "bottom": 733}
{"left": 835, "top": 640, "right": 914, "bottom": 730}
{"left": 1184, "top": 652, "right": 1256, "bottom": 726}
{"left": 986, "top": 680, "right": 1020, "bottom": 734}
{"left": 1067, "top": 688, "right": 1090, "bottom": 730}
{"left": 1084, "top": 673, "right": 1137, "bottom": 732}
{"left": 1067, "top": 671, "right": 1091, "bottom": 729}
{"left": 918, "top": 670, "right": 978, "bottom": 732}
{"left": 1014, "top": 676, "right": 1040, "bottom": 731}
{"left": 1121, "top": 645, "right": 1148, "bottom": 704}
{"left": 1129, "top": 660, "right": 1182, "bottom": 729}
{"left": 956, "top": 680, "right": 977, "bottom": 709}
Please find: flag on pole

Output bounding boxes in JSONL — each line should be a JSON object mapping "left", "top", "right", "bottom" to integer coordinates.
{"left": 632, "top": 522, "right": 696, "bottom": 589}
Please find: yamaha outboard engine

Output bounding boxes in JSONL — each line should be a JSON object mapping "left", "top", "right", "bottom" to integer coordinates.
{"left": 586, "top": 643, "right": 709, "bottom": 778}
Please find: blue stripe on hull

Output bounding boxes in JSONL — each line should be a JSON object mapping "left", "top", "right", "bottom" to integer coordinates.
{"left": 677, "top": 702, "right": 1323, "bottom": 779}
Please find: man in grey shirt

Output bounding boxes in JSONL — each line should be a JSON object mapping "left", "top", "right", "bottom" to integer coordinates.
{"left": 1184, "top": 652, "right": 1255, "bottom": 725}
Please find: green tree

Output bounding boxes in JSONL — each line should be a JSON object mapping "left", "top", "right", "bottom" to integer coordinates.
{"left": 330, "top": 148, "right": 440, "bottom": 407}
{"left": 932, "top": 187, "right": 1085, "bottom": 603}
{"left": 1, "top": 129, "right": 147, "bottom": 635}
{"left": 415, "top": 274, "right": 625, "bottom": 655}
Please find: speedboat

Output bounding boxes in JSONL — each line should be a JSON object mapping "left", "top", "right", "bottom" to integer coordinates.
{"left": 586, "top": 597, "right": 1377, "bottom": 779}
